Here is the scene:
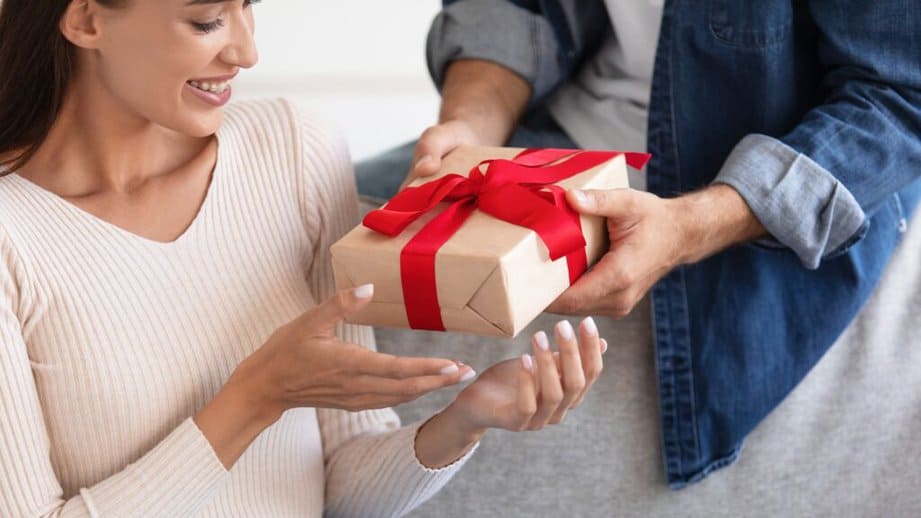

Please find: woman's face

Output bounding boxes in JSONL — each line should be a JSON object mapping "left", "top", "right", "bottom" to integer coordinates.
{"left": 81, "top": 0, "right": 259, "bottom": 136}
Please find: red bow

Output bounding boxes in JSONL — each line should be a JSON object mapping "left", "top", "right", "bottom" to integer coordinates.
{"left": 363, "top": 148, "right": 651, "bottom": 331}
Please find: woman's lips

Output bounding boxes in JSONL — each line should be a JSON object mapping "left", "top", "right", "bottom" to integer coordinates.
{"left": 185, "top": 71, "right": 237, "bottom": 107}
{"left": 184, "top": 80, "right": 233, "bottom": 107}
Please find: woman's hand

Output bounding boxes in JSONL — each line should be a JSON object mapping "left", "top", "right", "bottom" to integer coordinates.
{"left": 413, "top": 318, "right": 607, "bottom": 468}
{"left": 197, "top": 285, "right": 472, "bottom": 470}
{"left": 454, "top": 317, "right": 605, "bottom": 431}
{"left": 227, "top": 284, "right": 473, "bottom": 420}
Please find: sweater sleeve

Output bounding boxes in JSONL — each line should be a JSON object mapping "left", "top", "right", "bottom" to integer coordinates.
{"left": 0, "top": 232, "right": 229, "bottom": 518}
{"left": 289, "top": 100, "right": 477, "bottom": 518}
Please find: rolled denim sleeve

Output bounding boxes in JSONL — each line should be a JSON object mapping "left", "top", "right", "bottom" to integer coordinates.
{"left": 715, "top": 1, "right": 921, "bottom": 269}
{"left": 426, "top": 0, "right": 610, "bottom": 104}
{"left": 426, "top": 0, "right": 564, "bottom": 101}
{"left": 713, "top": 135, "right": 868, "bottom": 269}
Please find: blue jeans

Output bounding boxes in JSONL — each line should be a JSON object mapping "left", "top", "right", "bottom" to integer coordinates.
{"left": 354, "top": 108, "right": 578, "bottom": 204}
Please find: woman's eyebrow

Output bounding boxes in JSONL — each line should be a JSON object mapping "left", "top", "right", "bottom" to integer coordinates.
{"left": 185, "top": 0, "right": 233, "bottom": 5}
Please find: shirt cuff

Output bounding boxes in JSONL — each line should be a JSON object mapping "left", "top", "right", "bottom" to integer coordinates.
{"left": 712, "top": 134, "right": 868, "bottom": 269}
{"left": 426, "top": 0, "right": 562, "bottom": 100}
{"left": 81, "top": 418, "right": 228, "bottom": 516}
{"left": 324, "top": 419, "right": 479, "bottom": 518}
{"left": 404, "top": 419, "right": 479, "bottom": 477}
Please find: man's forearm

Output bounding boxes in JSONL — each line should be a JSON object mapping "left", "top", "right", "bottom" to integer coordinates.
{"left": 670, "top": 184, "right": 768, "bottom": 265}
{"left": 439, "top": 59, "right": 532, "bottom": 145}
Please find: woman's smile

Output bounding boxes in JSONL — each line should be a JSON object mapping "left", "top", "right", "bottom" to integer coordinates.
{"left": 186, "top": 71, "right": 238, "bottom": 107}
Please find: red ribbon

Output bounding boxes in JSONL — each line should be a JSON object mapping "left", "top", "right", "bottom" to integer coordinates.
{"left": 363, "top": 148, "right": 651, "bottom": 331}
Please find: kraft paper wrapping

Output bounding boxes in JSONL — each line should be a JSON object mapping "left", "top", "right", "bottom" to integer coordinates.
{"left": 331, "top": 146, "right": 629, "bottom": 337}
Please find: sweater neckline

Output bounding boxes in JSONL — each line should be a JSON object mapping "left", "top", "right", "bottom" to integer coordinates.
{"left": 7, "top": 128, "right": 228, "bottom": 249}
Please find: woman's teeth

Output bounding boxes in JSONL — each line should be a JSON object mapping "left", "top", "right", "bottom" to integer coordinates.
{"left": 187, "top": 80, "right": 231, "bottom": 94}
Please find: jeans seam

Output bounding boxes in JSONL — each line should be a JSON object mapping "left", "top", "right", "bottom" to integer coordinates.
{"left": 649, "top": 3, "right": 702, "bottom": 485}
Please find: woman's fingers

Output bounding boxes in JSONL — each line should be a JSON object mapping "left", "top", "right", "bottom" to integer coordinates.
{"left": 352, "top": 366, "right": 476, "bottom": 404}
{"left": 294, "top": 284, "right": 376, "bottom": 336}
{"left": 354, "top": 348, "right": 465, "bottom": 379}
{"left": 529, "top": 331, "right": 564, "bottom": 430}
{"left": 515, "top": 354, "right": 538, "bottom": 430}
{"left": 549, "top": 320, "right": 585, "bottom": 424}
{"left": 523, "top": 318, "right": 605, "bottom": 428}
{"left": 571, "top": 317, "right": 604, "bottom": 409}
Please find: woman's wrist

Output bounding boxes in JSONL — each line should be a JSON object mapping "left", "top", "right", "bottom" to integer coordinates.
{"left": 193, "top": 375, "right": 282, "bottom": 469}
{"left": 413, "top": 404, "right": 485, "bottom": 469}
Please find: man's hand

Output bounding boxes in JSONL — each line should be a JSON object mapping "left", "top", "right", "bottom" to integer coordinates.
{"left": 401, "top": 59, "right": 532, "bottom": 190}
{"left": 548, "top": 184, "right": 767, "bottom": 318}
{"left": 401, "top": 119, "right": 481, "bottom": 191}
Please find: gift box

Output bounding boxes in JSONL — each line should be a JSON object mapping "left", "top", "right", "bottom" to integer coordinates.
{"left": 331, "top": 146, "right": 649, "bottom": 337}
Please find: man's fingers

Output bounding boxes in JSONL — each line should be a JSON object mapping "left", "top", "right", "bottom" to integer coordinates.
{"left": 400, "top": 128, "right": 453, "bottom": 191}
{"left": 403, "top": 120, "right": 482, "bottom": 191}
{"left": 296, "top": 284, "right": 375, "bottom": 334}
{"left": 412, "top": 125, "right": 461, "bottom": 176}
{"left": 411, "top": 154, "right": 441, "bottom": 179}
{"left": 567, "top": 188, "right": 639, "bottom": 218}
{"left": 548, "top": 254, "right": 622, "bottom": 315}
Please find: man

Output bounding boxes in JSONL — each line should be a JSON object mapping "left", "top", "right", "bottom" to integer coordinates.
{"left": 358, "top": 1, "right": 921, "bottom": 515}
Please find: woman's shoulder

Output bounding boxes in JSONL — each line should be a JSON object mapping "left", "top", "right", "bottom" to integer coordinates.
{"left": 220, "top": 98, "right": 350, "bottom": 168}
{"left": 219, "top": 98, "right": 354, "bottom": 209}
{"left": 0, "top": 174, "right": 29, "bottom": 229}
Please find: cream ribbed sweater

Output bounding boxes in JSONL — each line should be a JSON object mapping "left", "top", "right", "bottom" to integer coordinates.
{"left": 0, "top": 99, "right": 474, "bottom": 517}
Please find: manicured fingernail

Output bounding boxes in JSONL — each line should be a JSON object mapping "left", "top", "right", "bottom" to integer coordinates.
{"left": 582, "top": 317, "right": 598, "bottom": 337}
{"left": 522, "top": 354, "right": 534, "bottom": 371}
{"left": 571, "top": 190, "right": 589, "bottom": 207}
{"left": 556, "top": 320, "right": 575, "bottom": 341}
{"left": 459, "top": 368, "right": 477, "bottom": 382}
{"left": 352, "top": 284, "right": 374, "bottom": 299}
{"left": 534, "top": 331, "right": 550, "bottom": 351}
{"left": 414, "top": 155, "right": 433, "bottom": 169}
{"left": 601, "top": 338, "right": 609, "bottom": 354}
{"left": 440, "top": 364, "right": 459, "bottom": 375}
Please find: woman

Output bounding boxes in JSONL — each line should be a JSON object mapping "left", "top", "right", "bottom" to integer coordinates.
{"left": 0, "top": 0, "right": 607, "bottom": 516}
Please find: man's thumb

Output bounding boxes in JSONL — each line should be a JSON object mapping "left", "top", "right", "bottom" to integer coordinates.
{"left": 567, "top": 189, "right": 633, "bottom": 217}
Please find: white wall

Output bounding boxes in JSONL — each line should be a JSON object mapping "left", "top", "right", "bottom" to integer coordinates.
{"left": 234, "top": 1, "right": 443, "bottom": 160}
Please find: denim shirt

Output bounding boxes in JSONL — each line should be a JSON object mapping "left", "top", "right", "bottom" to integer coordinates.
{"left": 430, "top": 0, "right": 921, "bottom": 487}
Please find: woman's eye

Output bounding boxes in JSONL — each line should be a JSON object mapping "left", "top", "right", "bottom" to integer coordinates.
{"left": 192, "top": 18, "right": 225, "bottom": 34}
{"left": 192, "top": 0, "right": 259, "bottom": 33}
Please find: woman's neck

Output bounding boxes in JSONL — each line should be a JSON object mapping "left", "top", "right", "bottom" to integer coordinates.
{"left": 17, "top": 78, "right": 211, "bottom": 198}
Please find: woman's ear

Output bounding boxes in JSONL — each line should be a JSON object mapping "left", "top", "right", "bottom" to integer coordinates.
{"left": 59, "top": 0, "right": 104, "bottom": 50}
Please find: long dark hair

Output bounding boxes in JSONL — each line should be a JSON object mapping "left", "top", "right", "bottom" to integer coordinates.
{"left": 0, "top": 0, "right": 120, "bottom": 173}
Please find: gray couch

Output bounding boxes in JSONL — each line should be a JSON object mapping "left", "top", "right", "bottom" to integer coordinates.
{"left": 373, "top": 212, "right": 921, "bottom": 517}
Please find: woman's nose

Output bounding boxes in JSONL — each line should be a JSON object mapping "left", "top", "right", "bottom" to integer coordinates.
{"left": 221, "top": 14, "right": 259, "bottom": 69}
